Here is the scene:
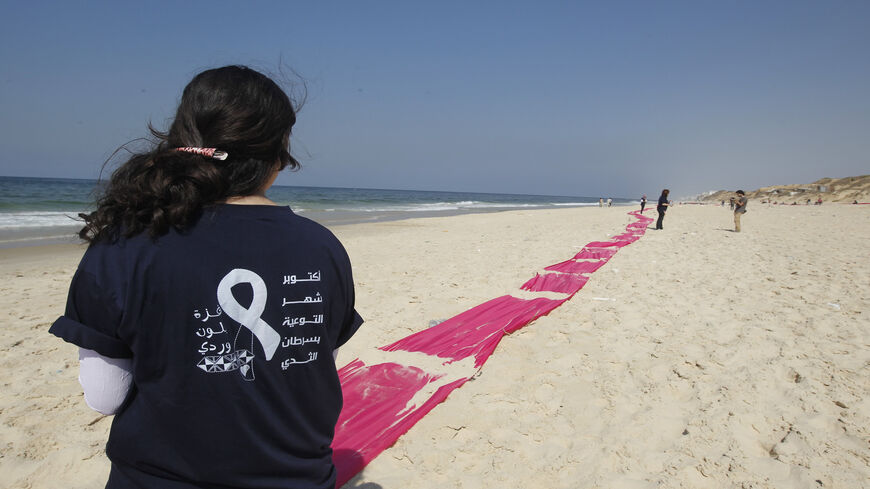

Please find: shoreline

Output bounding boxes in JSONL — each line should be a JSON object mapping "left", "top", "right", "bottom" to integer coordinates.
{"left": 2, "top": 204, "right": 867, "bottom": 488}
{"left": 0, "top": 176, "right": 631, "bottom": 249}
{"left": 0, "top": 203, "right": 624, "bottom": 250}
{"left": 3, "top": 198, "right": 858, "bottom": 251}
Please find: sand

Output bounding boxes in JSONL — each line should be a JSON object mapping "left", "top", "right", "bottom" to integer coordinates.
{"left": 1, "top": 203, "right": 868, "bottom": 488}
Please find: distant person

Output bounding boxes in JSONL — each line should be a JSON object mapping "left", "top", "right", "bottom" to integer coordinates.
{"left": 806, "top": 199, "right": 811, "bottom": 205}
{"left": 49, "top": 65, "right": 364, "bottom": 489}
{"left": 729, "top": 197, "right": 735, "bottom": 210}
{"left": 655, "top": 189, "right": 670, "bottom": 230}
{"left": 607, "top": 198, "right": 613, "bottom": 207}
{"left": 816, "top": 197, "right": 823, "bottom": 205}
{"left": 734, "top": 190, "right": 748, "bottom": 232}
{"left": 640, "top": 195, "right": 647, "bottom": 213}
{"left": 599, "top": 198, "right": 604, "bottom": 207}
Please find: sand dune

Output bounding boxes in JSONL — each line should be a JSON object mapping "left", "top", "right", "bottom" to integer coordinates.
{"left": 699, "top": 174, "right": 870, "bottom": 204}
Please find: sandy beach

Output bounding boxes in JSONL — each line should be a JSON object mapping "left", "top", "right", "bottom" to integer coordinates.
{"left": 1, "top": 203, "right": 868, "bottom": 488}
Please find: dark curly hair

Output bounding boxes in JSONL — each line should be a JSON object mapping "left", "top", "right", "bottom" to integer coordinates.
{"left": 79, "top": 65, "right": 301, "bottom": 242}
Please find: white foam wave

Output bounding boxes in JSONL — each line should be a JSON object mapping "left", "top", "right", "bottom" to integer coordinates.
{"left": 0, "top": 211, "right": 83, "bottom": 229}
{"left": 317, "top": 201, "right": 559, "bottom": 213}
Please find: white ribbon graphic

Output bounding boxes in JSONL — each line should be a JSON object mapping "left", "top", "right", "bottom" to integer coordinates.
{"left": 217, "top": 269, "right": 280, "bottom": 361}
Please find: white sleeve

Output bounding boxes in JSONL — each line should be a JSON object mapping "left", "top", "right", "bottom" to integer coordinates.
{"left": 78, "top": 348, "right": 134, "bottom": 415}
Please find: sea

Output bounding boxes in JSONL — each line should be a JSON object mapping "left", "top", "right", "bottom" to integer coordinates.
{"left": 0, "top": 176, "right": 632, "bottom": 248}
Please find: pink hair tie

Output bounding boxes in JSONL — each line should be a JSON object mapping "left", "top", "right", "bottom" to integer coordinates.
{"left": 174, "top": 147, "right": 228, "bottom": 160}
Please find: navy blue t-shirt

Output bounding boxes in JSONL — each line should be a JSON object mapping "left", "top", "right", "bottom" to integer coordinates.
{"left": 50, "top": 204, "right": 364, "bottom": 489}
{"left": 657, "top": 194, "right": 669, "bottom": 212}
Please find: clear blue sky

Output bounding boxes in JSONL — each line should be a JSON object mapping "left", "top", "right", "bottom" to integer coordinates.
{"left": 1, "top": 1, "right": 868, "bottom": 198}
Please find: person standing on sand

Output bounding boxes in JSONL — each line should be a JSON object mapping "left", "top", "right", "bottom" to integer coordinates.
{"left": 48, "top": 65, "right": 363, "bottom": 489}
{"left": 655, "top": 189, "right": 670, "bottom": 229}
{"left": 607, "top": 197, "right": 613, "bottom": 207}
{"left": 640, "top": 195, "right": 647, "bottom": 213}
{"left": 734, "top": 190, "right": 748, "bottom": 232}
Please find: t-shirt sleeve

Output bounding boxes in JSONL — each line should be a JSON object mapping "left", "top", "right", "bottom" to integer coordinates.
{"left": 337, "top": 310, "right": 364, "bottom": 349}
{"left": 49, "top": 268, "right": 133, "bottom": 359}
{"left": 334, "top": 246, "right": 364, "bottom": 349}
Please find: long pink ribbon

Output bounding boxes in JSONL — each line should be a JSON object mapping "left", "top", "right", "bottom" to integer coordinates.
{"left": 332, "top": 210, "right": 651, "bottom": 487}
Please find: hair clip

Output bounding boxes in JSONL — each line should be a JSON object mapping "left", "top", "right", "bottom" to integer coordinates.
{"left": 174, "top": 147, "right": 228, "bottom": 160}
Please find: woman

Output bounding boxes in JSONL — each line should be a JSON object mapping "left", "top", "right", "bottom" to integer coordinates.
{"left": 640, "top": 194, "right": 647, "bottom": 213}
{"left": 655, "top": 189, "right": 669, "bottom": 229}
{"left": 50, "top": 66, "right": 363, "bottom": 489}
{"left": 733, "top": 189, "right": 747, "bottom": 232}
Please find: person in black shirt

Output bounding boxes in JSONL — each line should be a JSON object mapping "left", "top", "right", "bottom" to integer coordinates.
{"left": 50, "top": 66, "right": 363, "bottom": 489}
{"left": 655, "top": 189, "right": 670, "bottom": 229}
{"left": 734, "top": 190, "right": 748, "bottom": 232}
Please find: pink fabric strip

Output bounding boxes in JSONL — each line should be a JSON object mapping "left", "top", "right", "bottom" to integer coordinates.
{"left": 585, "top": 240, "right": 633, "bottom": 248}
{"left": 333, "top": 295, "right": 567, "bottom": 487}
{"left": 609, "top": 233, "right": 641, "bottom": 243}
{"left": 331, "top": 210, "right": 651, "bottom": 487}
{"left": 573, "top": 248, "right": 618, "bottom": 260}
{"left": 545, "top": 259, "right": 606, "bottom": 275}
{"left": 520, "top": 273, "right": 589, "bottom": 295}
{"left": 380, "top": 295, "right": 567, "bottom": 367}
{"left": 333, "top": 359, "right": 468, "bottom": 487}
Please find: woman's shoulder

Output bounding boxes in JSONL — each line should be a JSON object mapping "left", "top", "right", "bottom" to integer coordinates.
{"left": 205, "top": 204, "right": 345, "bottom": 248}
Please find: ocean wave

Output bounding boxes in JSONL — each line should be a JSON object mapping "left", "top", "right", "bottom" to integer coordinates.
{"left": 0, "top": 211, "right": 83, "bottom": 229}
{"left": 310, "top": 201, "right": 557, "bottom": 213}
{"left": 1, "top": 177, "right": 607, "bottom": 236}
